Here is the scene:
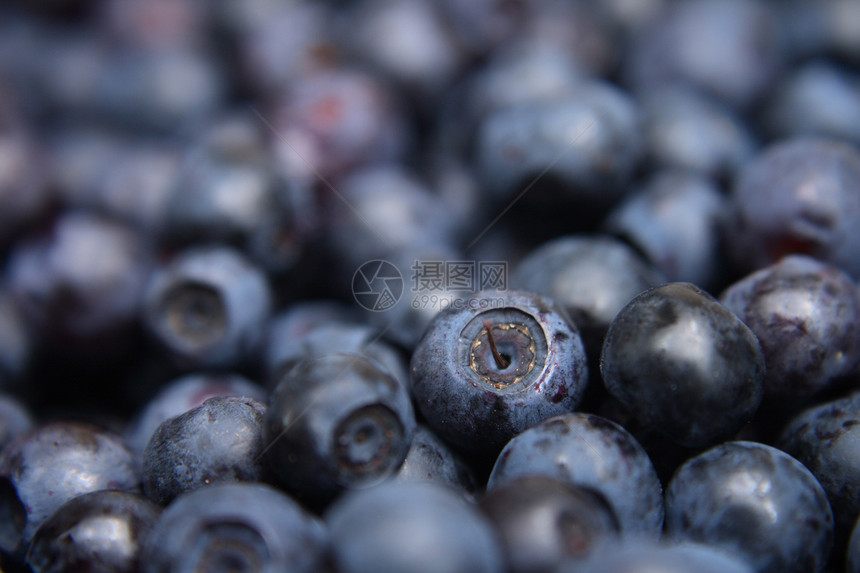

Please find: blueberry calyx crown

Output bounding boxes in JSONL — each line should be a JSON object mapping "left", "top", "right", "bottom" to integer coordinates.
{"left": 462, "top": 308, "right": 546, "bottom": 390}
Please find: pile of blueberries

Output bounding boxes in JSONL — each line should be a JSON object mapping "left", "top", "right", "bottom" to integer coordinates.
{"left": 2, "top": 0, "right": 860, "bottom": 571}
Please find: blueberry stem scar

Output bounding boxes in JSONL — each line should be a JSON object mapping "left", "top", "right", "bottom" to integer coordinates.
{"left": 483, "top": 319, "right": 510, "bottom": 369}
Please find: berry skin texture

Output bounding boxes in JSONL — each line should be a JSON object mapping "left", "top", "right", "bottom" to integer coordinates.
{"left": 0, "top": 423, "right": 140, "bottom": 554}
{"left": 600, "top": 282, "right": 765, "bottom": 448}
{"left": 665, "top": 441, "right": 834, "bottom": 573}
{"left": 26, "top": 490, "right": 161, "bottom": 573}
{"left": 325, "top": 480, "right": 504, "bottom": 573}
{"left": 142, "top": 396, "right": 269, "bottom": 505}
{"left": 488, "top": 413, "right": 664, "bottom": 539}
{"left": 141, "top": 483, "right": 327, "bottom": 573}
{"left": 264, "top": 353, "right": 415, "bottom": 508}
{"left": 410, "top": 290, "right": 589, "bottom": 456}
{"left": 124, "top": 372, "right": 266, "bottom": 459}
{"left": 720, "top": 255, "right": 860, "bottom": 406}
{"left": 778, "top": 390, "right": 860, "bottom": 546}
{"left": 479, "top": 476, "right": 620, "bottom": 573}
{"left": 725, "top": 137, "right": 860, "bottom": 278}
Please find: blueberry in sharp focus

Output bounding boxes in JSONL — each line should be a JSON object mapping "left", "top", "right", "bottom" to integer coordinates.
{"left": 720, "top": 255, "right": 860, "bottom": 407}
{"left": 410, "top": 290, "right": 588, "bottom": 457}
{"left": 140, "top": 483, "right": 327, "bottom": 573}
{"left": 0, "top": 422, "right": 139, "bottom": 554}
{"left": 264, "top": 352, "right": 415, "bottom": 508}
{"left": 777, "top": 390, "right": 860, "bottom": 549}
{"left": 725, "top": 137, "right": 860, "bottom": 278}
{"left": 142, "top": 396, "right": 269, "bottom": 505}
{"left": 26, "top": 490, "right": 161, "bottom": 573}
{"left": 511, "top": 234, "right": 666, "bottom": 359}
{"left": 479, "top": 475, "right": 620, "bottom": 573}
{"left": 665, "top": 440, "right": 833, "bottom": 573}
{"left": 488, "top": 413, "right": 664, "bottom": 539}
{"left": 325, "top": 480, "right": 504, "bottom": 573}
{"left": 124, "top": 372, "right": 266, "bottom": 460}
{"left": 142, "top": 245, "right": 272, "bottom": 369}
{"left": 601, "top": 282, "right": 765, "bottom": 448}
{"left": 393, "top": 425, "right": 477, "bottom": 496}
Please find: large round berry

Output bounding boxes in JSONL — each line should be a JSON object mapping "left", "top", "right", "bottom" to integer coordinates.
{"left": 264, "top": 353, "right": 415, "bottom": 508}
{"left": 411, "top": 290, "right": 588, "bottom": 456}
{"left": 26, "top": 490, "right": 160, "bottom": 573}
{"left": 778, "top": 390, "right": 860, "bottom": 546}
{"left": 725, "top": 137, "right": 860, "bottom": 277}
{"left": 488, "top": 413, "right": 664, "bottom": 539}
{"left": 720, "top": 255, "right": 860, "bottom": 406}
{"left": 665, "top": 441, "right": 833, "bottom": 573}
{"left": 601, "top": 282, "right": 765, "bottom": 448}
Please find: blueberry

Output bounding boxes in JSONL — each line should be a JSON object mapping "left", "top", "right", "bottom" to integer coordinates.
{"left": 0, "top": 422, "right": 139, "bottom": 553}
{"left": 411, "top": 290, "right": 588, "bottom": 457}
{"left": 725, "top": 137, "right": 860, "bottom": 278}
{"left": 777, "top": 390, "right": 860, "bottom": 548}
{"left": 476, "top": 79, "right": 641, "bottom": 208}
{"left": 264, "top": 353, "right": 415, "bottom": 508}
{"left": 665, "top": 440, "right": 834, "bottom": 573}
{"left": 228, "top": 1, "right": 338, "bottom": 96}
{"left": 338, "top": 0, "right": 465, "bottom": 101}
{"left": 626, "top": 0, "right": 784, "bottom": 108}
{"left": 268, "top": 69, "right": 410, "bottom": 183}
{"left": 511, "top": 234, "right": 666, "bottom": 358}
{"left": 142, "top": 396, "right": 269, "bottom": 505}
{"left": 569, "top": 539, "right": 755, "bottom": 573}
{"left": 163, "top": 138, "right": 287, "bottom": 247}
{"left": 322, "top": 164, "right": 456, "bottom": 280}
{"left": 124, "top": 372, "right": 266, "bottom": 460}
{"left": 140, "top": 483, "right": 327, "bottom": 573}
{"left": 764, "top": 61, "right": 860, "bottom": 145}
{"left": 325, "top": 480, "right": 504, "bottom": 573}
{"left": 720, "top": 255, "right": 860, "bottom": 406}
{"left": 479, "top": 475, "right": 620, "bottom": 572}
{"left": 6, "top": 210, "right": 153, "bottom": 353}
{"left": 142, "top": 245, "right": 272, "bottom": 369}
{"left": 604, "top": 170, "right": 729, "bottom": 289}
{"left": 639, "top": 86, "right": 756, "bottom": 181}
{"left": 488, "top": 413, "right": 664, "bottom": 539}
{"left": 26, "top": 490, "right": 161, "bottom": 573}
{"left": 393, "top": 425, "right": 477, "bottom": 495}
{"left": 601, "top": 282, "right": 765, "bottom": 448}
